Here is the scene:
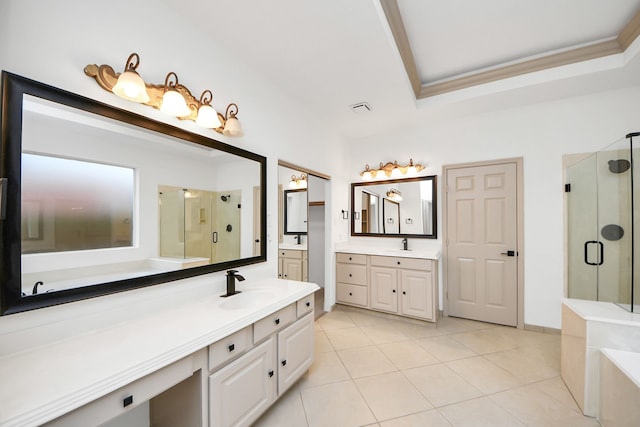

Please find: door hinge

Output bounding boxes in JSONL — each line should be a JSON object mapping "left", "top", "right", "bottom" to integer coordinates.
{"left": 565, "top": 183, "right": 571, "bottom": 192}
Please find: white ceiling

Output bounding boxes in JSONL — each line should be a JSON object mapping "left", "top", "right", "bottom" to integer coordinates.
{"left": 161, "top": 0, "right": 640, "bottom": 139}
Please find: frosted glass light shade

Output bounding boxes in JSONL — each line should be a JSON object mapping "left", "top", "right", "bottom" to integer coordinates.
{"left": 195, "top": 104, "right": 221, "bottom": 128}
{"left": 112, "top": 71, "right": 149, "bottom": 103}
{"left": 222, "top": 116, "right": 244, "bottom": 137}
{"left": 160, "top": 90, "right": 190, "bottom": 117}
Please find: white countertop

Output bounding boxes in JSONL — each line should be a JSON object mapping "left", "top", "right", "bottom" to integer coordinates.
{"left": 279, "top": 243, "right": 308, "bottom": 251}
{"left": 0, "top": 278, "right": 319, "bottom": 426}
{"left": 335, "top": 245, "right": 441, "bottom": 260}
{"left": 562, "top": 298, "right": 640, "bottom": 327}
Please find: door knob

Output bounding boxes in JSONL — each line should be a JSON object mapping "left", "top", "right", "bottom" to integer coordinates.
{"left": 500, "top": 250, "right": 516, "bottom": 256}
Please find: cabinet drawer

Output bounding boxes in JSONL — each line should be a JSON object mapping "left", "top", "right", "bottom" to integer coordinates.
{"left": 370, "top": 255, "right": 433, "bottom": 271}
{"left": 209, "top": 326, "right": 252, "bottom": 371}
{"left": 336, "top": 264, "right": 367, "bottom": 285}
{"left": 254, "top": 303, "right": 296, "bottom": 344}
{"left": 296, "top": 294, "right": 315, "bottom": 318}
{"left": 279, "top": 249, "right": 302, "bottom": 259}
{"left": 336, "top": 252, "right": 367, "bottom": 264}
{"left": 336, "top": 283, "right": 368, "bottom": 307}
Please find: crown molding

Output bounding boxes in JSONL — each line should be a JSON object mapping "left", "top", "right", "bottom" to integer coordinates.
{"left": 380, "top": 0, "right": 640, "bottom": 99}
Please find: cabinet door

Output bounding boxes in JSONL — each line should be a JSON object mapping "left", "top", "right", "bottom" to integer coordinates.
{"left": 277, "top": 312, "right": 314, "bottom": 395}
{"left": 400, "top": 269, "right": 434, "bottom": 320}
{"left": 282, "top": 258, "right": 303, "bottom": 281}
{"left": 370, "top": 266, "right": 398, "bottom": 312}
{"left": 209, "top": 337, "right": 277, "bottom": 427}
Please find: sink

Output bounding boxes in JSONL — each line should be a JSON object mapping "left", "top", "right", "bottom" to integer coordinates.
{"left": 219, "top": 289, "right": 280, "bottom": 310}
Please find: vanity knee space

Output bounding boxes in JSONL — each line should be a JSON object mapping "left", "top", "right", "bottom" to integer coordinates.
{"left": 208, "top": 297, "right": 315, "bottom": 427}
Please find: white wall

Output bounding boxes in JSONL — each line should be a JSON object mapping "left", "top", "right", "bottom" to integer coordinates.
{"left": 0, "top": 0, "right": 345, "bottom": 330}
{"left": 346, "top": 86, "right": 640, "bottom": 328}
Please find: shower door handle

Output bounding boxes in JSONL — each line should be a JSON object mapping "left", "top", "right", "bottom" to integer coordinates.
{"left": 584, "top": 241, "right": 604, "bottom": 266}
{"left": 597, "top": 241, "right": 604, "bottom": 265}
{"left": 212, "top": 232, "right": 218, "bottom": 244}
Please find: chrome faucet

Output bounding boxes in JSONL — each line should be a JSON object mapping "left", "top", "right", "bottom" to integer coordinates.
{"left": 223, "top": 270, "right": 245, "bottom": 297}
{"left": 402, "top": 238, "right": 408, "bottom": 251}
{"left": 295, "top": 234, "right": 302, "bottom": 244}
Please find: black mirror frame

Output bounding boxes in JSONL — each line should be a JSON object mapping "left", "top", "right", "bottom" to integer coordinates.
{"left": 350, "top": 175, "right": 437, "bottom": 239}
{"left": 283, "top": 188, "right": 308, "bottom": 235}
{"left": 0, "top": 71, "right": 267, "bottom": 315}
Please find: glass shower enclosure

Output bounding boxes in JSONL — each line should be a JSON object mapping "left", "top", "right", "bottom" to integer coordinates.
{"left": 566, "top": 132, "right": 639, "bottom": 312}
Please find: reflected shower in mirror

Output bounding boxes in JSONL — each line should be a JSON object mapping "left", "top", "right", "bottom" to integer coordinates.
{"left": 351, "top": 175, "right": 437, "bottom": 238}
{"left": 0, "top": 71, "right": 266, "bottom": 315}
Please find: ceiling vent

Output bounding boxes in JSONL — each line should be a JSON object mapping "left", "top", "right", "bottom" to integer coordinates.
{"left": 350, "top": 102, "right": 372, "bottom": 114}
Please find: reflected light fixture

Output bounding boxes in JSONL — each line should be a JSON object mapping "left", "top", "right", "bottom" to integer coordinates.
{"left": 84, "top": 53, "right": 244, "bottom": 137}
{"left": 386, "top": 188, "right": 403, "bottom": 202}
{"left": 195, "top": 90, "right": 221, "bottom": 128}
{"left": 112, "top": 53, "right": 149, "bottom": 103}
{"left": 160, "top": 72, "right": 191, "bottom": 117}
{"left": 360, "top": 159, "right": 424, "bottom": 180}
{"left": 289, "top": 173, "right": 307, "bottom": 189}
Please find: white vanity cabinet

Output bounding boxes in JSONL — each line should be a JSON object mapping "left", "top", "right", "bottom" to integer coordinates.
{"left": 335, "top": 253, "right": 368, "bottom": 307}
{"left": 209, "top": 337, "right": 277, "bottom": 427}
{"left": 336, "top": 252, "right": 438, "bottom": 322}
{"left": 278, "top": 249, "right": 307, "bottom": 281}
{"left": 209, "top": 301, "right": 315, "bottom": 427}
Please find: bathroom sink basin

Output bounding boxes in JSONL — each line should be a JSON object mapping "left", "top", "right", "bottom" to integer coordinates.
{"left": 219, "top": 289, "right": 280, "bottom": 310}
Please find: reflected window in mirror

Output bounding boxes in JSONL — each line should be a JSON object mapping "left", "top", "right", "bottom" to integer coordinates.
{"left": 22, "top": 153, "right": 134, "bottom": 254}
{"left": 351, "top": 175, "right": 437, "bottom": 238}
{"left": 284, "top": 189, "right": 308, "bottom": 235}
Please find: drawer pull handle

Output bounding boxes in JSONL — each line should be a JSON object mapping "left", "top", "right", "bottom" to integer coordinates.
{"left": 282, "top": 359, "right": 287, "bottom": 366}
{"left": 349, "top": 292, "right": 353, "bottom": 296}
{"left": 403, "top": 291, "right": 407, "bottom": 295}
{"left": 392, "top": 289, "right": 396, "bottom": 293}
{"left": 228, "top": 344, "right": 235, "bottom": 352}
{"left": 268, "top": 370, "right": 274, "bottom": 378}
{"left": 397, "top": 261, "right": 401, "bottom": 265}
{"left": 349, "top": 257, "right": 352, "bottom": 260}
{"left": 275, "top": 318, "right": 280, "bottom": 325}
{"left": 349, "top": 273, "right": 352, "bottom": 277}
{"left": 123, "top": 395, "right": 133, "bottom": 408}
{"left": 306, "top": 301, "right": 311, "bottom": 307}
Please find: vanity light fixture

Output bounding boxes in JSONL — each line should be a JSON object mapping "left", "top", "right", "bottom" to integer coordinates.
{"left": 84, "top": 53, "right": 244, "bottom": 136}
{"left": 160, "top": 72, "right": 191, "bottom": 117}
{"left": 195, "top": 90, "right": 221, "bottom": 128}
{"left": 289, "top": 173, "right": 307, "bottom": 189}
{"left": 111, "top": 53, "right": 149, "bottom": 103}
{"left": 221, "top": 103, "right": 243, "bottom": 137}
{"left": 360, "top": 159, "right": 424, "bottom": 180}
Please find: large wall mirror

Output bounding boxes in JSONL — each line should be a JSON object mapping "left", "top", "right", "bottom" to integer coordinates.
{"left": 351, "top": 175, "right": 437, "bottom": 238}
{"left": 0, "top": 71, "right": 266, "bottom": 315}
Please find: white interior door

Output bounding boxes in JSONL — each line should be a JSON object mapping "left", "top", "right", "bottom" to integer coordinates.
{"left": 446, "top": 162, "right": 518, "bottom": 326}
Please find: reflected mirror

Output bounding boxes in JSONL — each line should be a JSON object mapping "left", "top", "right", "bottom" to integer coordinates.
{"left": 284, "top": 189, "right": 308, "bottom": 235}
{"left": 351, "top": 175, "right": 437, "bottom": 238}
{"left": 1, "top": 71, "right": 266, "bottom": 315}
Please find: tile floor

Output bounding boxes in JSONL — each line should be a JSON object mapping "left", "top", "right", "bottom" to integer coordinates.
{"left": 254, "top": 305, "right": 601, "bottom": 427}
